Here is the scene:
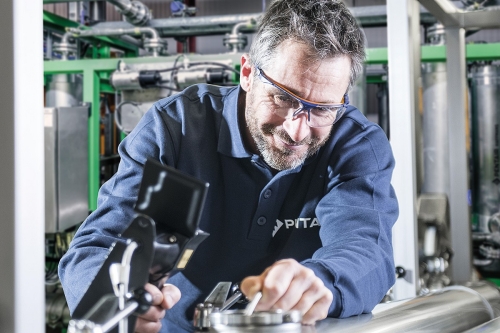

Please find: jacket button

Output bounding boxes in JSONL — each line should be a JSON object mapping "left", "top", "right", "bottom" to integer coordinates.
{"left": 257, "top": 216, "right": 267, "bottom": 225}
{"left": 263, "top": 189, "right": 272, "bottom": 199}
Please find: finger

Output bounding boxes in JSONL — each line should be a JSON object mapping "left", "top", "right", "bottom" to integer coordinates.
{"left": 144, "top": 283, "right": 163, "bottom": 306}
{"left": 137, "top": 304, "right": 166, "bottom": 322}
{"left": 161, "top": 283, "right": 182, "bottom": 309}
{"left": 134, "top": 315, "right": 163, "bottom": 333}
{"left": 241, "top": 265, "right": 273, "bottom": 300}
{"left": 257, "top": 260, "right": 298, "bottom": 309}
{"left": 240, "top": 275, "right": 263, "bottom": 299}
{"left": 271, "top": 268, "right": 316, "bottom": 310}
{"left": 300, "top": 290, "right": 333, "bottom": 325}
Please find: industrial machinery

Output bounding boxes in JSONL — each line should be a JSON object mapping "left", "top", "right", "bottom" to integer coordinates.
{"left": 418, "top": 23, "right": 454, "bottom": 293}
{"left": 470, "top": 64, "right": 500, "bottom": 279}
{"left": 42, "top": 0, "right": 500, "bottom": 332}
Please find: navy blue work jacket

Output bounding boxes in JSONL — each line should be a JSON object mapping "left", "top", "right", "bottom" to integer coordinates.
{"left": 59, "top": 84, "right": 398, "bottom": 332}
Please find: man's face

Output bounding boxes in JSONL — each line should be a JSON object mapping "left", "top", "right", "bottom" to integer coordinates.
{"left": 240, "top": 40, "right": 352, "bottom": 171}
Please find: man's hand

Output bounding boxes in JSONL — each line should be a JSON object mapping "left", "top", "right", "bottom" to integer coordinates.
{"left": 134, "top": 283, "right": 181, "bottom": 333}
{"left": 240, "top": 259, "right": 333, "bottom": 325}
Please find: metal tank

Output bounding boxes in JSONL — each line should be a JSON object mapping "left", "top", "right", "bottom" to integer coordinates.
{"left": 470, "top": 64, "right": 500, "bottom": 233}
{"left": 46, "top": 74, "right": 83, "bottom": 108}
{"left": 421, "top": 62, "right": 450, "bottom": 196}
{"left": 313, "top": 282, "right": 500, "bottom": 333}
{"left": 470, "top": 64, "right": 500, "bottom": 279}
{"left": 418, "top": 23, "right": 453, "bottom": 292}
{"left": 44, "top": 73, "right": 89, "bottom": 233}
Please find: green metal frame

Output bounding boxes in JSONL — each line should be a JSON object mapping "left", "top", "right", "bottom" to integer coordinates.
{"left": 44, "top": 55, "right": 241, "bottom": 210}
{"left": 366, "top": 42, "right": 500, "bottom": 64}
{"left": 43, "top": 42, "right": 500, "bottom": 211}
{"left": 365, "top": 43, "right": 500, "bottom": 84}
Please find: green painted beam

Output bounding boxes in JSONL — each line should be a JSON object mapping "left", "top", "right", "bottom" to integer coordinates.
{"left": 83, "top": 69, "right": 101, "bottom": 211}
{"left": 43, "top": 11, "right": 139, "bottom": 54}
{"left": 366, "top": 42, "right": 500, "bottom": 64}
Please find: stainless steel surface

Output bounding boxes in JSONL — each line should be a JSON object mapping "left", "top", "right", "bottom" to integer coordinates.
{"left": 44, "top": 105, "right": 89, "bottom": 233}
{"left": 222, "top": 291, "right": 243, "bottom": 311}
{"left": 420, "top": 0, "right": 500, "bottom": 29}
{"left": 210, "top": 309, "right": 301, "bottom": 333}
{"left": 194, "top": 281, "right": 236, "bottom": 330}
{"left": 92, "top": 13, "right": 262, "bottom": 37}
{"left": 106, "top": 0, "right": 151, "bottom": 26}
{"left": 470, "top": 65, "right": 500, "bottom": 233}
{"left": 67, "top": 26, "right": 165, "bottom": 56}
{"left": 445, "top": 26, "right": 472, "bottom": 284}
{"left": 46, "top": 74, "right": 83, "bottom": 108}
{"left": 421, "top": 62, "right": 450, "bottom": 196}
{"left": 310, "top": 282, "right": 500, "bottom": 333}
{"left": 465, "top": 315, "right": 500, "bottom": 332}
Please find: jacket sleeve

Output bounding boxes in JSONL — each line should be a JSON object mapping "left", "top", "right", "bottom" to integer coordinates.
{"left": 301, "top": 119, "right": 399, "bottom": 318}
{"left": 58, "top": 103, "right": 177, "bottom": 313}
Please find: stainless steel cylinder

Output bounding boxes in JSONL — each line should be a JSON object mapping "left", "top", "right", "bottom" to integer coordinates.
{"left": 421, "top": 62, "right": 450, "bottom": 197}
{"left": 465, "top": 315, "right": 500, "bottom": 332}
{"left": 45, "top": 74, "right": 83, "bottom": 107}
{"left": 317, "top": 282, "right": 500, "bottom": 333}
{"left": 470, "top": 64, "right": 500, "bottom": 232}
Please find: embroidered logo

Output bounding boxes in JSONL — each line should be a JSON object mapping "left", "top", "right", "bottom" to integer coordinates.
{"left": 272, "top": 218, "right": 320, "bottom": 237}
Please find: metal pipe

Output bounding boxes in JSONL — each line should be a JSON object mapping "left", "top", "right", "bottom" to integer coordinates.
{"left": 317, "top": 282, "right": 500, "bottom": 333}
{"left": 66, "top": 26, "right": 166, "bottom": 56}
{"left": 465, "top": 315, "right": 500, "bottom": 333}
{"left": 223, "top": 20, "right": 256, "bottom": 53}
{"left": 105, "top": 0, "right": 151, "bottom": 26}
{"left": 67, "top": 26, "right": 160, "bottom": 40}
{"left": 89, "top": 6, "right": 437, "bottom": 38}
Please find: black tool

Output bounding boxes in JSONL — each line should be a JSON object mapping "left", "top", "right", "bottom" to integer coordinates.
{"left": 72, "top": 159, "right": 210, "bottom": 333}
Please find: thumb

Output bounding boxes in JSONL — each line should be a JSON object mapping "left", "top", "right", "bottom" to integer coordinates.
{"left": 144, "top": 282, "right": 163, "bottom": 306}
{"left": 240, "top": 275, "right": 264, "bottom": 300}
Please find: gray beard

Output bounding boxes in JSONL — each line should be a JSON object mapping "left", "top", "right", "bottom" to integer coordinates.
{"left": 245, "top": 95, "right": 329, "bottom": 171}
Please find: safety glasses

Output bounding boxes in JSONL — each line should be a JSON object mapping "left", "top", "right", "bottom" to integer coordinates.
{"left": 255, "top": 67, "right": 349, "bottom": 127}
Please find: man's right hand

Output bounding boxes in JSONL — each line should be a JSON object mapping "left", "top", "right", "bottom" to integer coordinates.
{"left": 134, "top": 283, "right": 181, "bottom": 333}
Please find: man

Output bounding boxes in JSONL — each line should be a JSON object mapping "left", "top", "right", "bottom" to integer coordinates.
{"left": 59, "top": 0, "right": 398, "bottom": 332}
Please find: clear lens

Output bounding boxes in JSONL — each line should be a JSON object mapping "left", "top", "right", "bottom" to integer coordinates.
{"left": 258, "top": 68, "right": 347, "bottom": 127}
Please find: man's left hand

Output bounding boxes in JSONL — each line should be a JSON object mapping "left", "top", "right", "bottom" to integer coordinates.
{"left": 240, "top": 259, "right": 333, "bottom": 325}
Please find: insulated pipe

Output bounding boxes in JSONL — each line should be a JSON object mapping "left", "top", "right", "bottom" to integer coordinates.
{"left": 66, "top": 27, "right": 166, "bottom": 56}
{"left": 90, "top": 5, "right": 437, "bottom": 38}
{"left": 67, "top": 27, "right": 160, "bottom": 42}
{"left": 106, "top": 0, "right": 151, "bottom": 26}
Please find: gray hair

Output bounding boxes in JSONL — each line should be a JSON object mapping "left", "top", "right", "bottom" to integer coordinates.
{"left": 249, "top": 0, "right": 365, "bottom": 90}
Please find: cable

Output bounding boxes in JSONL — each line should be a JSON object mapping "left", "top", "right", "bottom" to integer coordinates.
{"left": 155, "top": 85, "right": 183, "bottom": 91}
{"left": 439, "top": 285, "right": 495, "bottom": 320}
{"left": 114, "top": 101, "right": 144, "bottom": 135}
{"left": 189, "top": 61, "right": 240, "bottom": 75}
